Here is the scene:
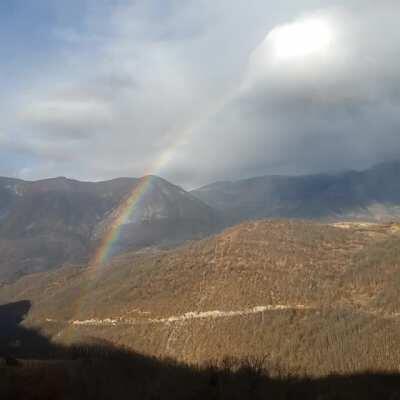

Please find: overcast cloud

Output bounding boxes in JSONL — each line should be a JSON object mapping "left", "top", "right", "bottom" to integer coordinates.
{"left": 1, "top": 0, "right": 400, "bottom": 187}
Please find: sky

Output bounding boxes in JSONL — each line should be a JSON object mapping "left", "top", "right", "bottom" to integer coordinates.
{"left": 1, "top": 0, "right": 400, "bottom": 188}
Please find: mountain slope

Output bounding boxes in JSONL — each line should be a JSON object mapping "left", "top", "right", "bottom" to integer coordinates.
{"left": 92, "top": 176, "right": 220, "bottom": 257}
{"left": 2, "top": 220, "right": 400, "bottom": 375}
{"left": 191, "top": 161, "right": 400, "bottom": 223}
{"left": 0, "top": 176, "right": 219, "bottom": 282}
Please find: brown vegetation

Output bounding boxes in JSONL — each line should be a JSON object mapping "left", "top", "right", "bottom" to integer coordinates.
{"left": 1, "top": 220, "right": 400, "bottom": 376}
{"left": 1, "top": 304, "right": 400, "bottom": 400}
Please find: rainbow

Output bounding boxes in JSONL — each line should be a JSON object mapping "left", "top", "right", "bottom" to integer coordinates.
{"left": 61, "top": 85, "right": 243, "bottom": 335}
{"left": 63, "top": 176, "right": 158, "bottom": 333}
{"left": 89, "top": 86, "right": 241, "bottom": 268}
{"left": 90, "top": 175, "right": 155, "bottom": 266}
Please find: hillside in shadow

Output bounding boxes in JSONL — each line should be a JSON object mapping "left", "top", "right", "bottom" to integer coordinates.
{"left": 0, "top": 300, "right": 60, "bottom": 359}
{"left": 1, "top": 301, "right": 400, "bottom": 399}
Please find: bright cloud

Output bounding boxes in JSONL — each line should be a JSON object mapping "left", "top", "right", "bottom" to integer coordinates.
{"left": 1, "top": 1, "right": 400, "bottom": 187}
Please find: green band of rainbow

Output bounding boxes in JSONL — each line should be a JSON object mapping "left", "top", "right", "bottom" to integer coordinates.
{"left": 90, "top": 175, "right": 154, "bottom": 266}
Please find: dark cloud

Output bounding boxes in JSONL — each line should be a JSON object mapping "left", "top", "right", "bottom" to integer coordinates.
{"left": 161, "top": 2, "right": 400, "bottom": 187}
{"left": 1, "top": 1, "right": 400, "bottom": 187}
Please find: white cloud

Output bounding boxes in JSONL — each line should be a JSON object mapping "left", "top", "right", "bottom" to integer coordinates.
{"left": 2, "top": 1, "right": 400, "bottom": 186}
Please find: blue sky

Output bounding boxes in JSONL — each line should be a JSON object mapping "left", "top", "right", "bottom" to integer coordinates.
{"left": 0, "top": 1, "right": 79, "bottom": 77}
{"left": 1, "top": 1, "right": 400, "bottom": 187}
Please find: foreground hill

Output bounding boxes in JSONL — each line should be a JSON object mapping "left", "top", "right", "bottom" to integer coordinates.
{"left": 1, "top": 313, "right": 400, "bottom": 400}
{"left": 1, "top": 303, "right": 400, "bottom": 400}
{"left": 192, "top": 161, "right": 400, "bottom": 223}
{"left": 1, "top": 220, "right": 400, "bottom": 376}
{"left": 0, "top": 176, "right": 219, "bottom": 282}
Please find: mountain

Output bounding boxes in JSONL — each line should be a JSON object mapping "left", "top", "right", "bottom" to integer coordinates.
{"left": 92, "top": 176, "right": 221, "bottom": 257}
{"left": 191, "top": 161, "right": 400, "bottom": 223}
{"left": 0, "top": 176, "right": 219, "bottom": 282}
{"left": 2, "top": 220, "right": 400, "bottom": 376}
{"left": 2, "top": 160, "right": 400, "bottom": 282}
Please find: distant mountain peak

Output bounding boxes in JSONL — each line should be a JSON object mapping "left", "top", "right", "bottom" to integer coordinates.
{"left": 0, "top": 174, "right": 220, "bottom": 282}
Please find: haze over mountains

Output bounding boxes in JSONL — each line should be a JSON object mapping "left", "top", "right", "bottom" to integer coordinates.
{"left": 1, "top": 160, "right": 400, "bottom": 282}
{"left": 192, "top": 161, "right": 400, "bottom": 224}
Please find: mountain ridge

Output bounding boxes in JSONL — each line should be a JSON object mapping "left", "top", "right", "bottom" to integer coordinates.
{"left": 0, "top": 175, "right": 220, "bottom": 282}
{"left": 1, "top": 160, "right": 400, "bottom": 282}
{"left": 191, "top": 160, "right": 400, "bottom": 223}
